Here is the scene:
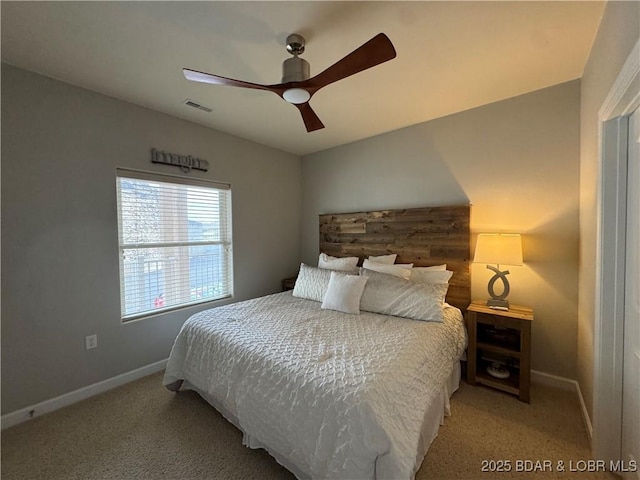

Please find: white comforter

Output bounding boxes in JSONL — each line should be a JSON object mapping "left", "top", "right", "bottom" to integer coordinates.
{"left": 163, "top": 292, "right": 466, "bottom": 480}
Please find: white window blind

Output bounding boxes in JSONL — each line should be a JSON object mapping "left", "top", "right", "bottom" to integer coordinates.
{"left": 116, "top": 169, "right": 232, "bottom": 320}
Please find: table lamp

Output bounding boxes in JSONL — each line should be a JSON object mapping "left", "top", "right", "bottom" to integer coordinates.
{"left": 473, "top": 233, "right": 523, "bottom": 310}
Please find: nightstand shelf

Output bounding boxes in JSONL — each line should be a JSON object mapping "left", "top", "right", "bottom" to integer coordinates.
{"left": 466, "top": 300, "right": 533, "bottom": 403}
{"left": 476, "top": 342, "right": 522, "bottom": 358}
{"left": 476, "top": 367, "right": 520, "bottom": 396}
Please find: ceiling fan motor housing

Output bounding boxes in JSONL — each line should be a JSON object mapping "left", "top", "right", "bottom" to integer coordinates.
{"left": 281, "top": 56, "right": 310, "bottom": 83}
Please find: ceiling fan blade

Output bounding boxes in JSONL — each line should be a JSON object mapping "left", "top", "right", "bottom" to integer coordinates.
{"left": 304, "top": 33, "right": 396, "bottom": 93}
{"left": 183, "top": 68, "right": 273, "bottom": 92}
{"left": 295, "top": 103, "right": 324, "bottom": 132}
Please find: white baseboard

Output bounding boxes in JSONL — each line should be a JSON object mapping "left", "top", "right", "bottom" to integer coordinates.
{"left": 575, "top": 380, "right": 593, "bottom": 439}
{"left": 531, "top": 369, "right": 576, "bottom": 391}
{"left": 1, "top": 358, "right": 168, "bottom": 430}
{"left": 531, "top": 369, "right": 593, "bottom": 439}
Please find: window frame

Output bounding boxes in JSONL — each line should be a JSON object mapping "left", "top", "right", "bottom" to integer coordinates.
{"left": 116, "top": 168, "right": 233, "bottom": 322}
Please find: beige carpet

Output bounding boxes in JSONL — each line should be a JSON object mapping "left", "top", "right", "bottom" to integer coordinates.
{"left": 1, "top": 372, "right": 615, "bottom": 480}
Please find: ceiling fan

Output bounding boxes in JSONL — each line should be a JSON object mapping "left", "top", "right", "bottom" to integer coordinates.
{"left": 183, "top": 33, "right": 396, "bottom": 132}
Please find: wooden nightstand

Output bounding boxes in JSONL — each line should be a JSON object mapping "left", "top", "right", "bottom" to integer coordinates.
{"left": 466, "top": 300, "right": 533, "bottom": 403}
{"left": 282, "top": 276, "right": 297, "bottom": 291}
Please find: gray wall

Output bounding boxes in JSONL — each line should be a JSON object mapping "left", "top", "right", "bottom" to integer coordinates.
{"left": 578, "top": 1, "right": 639, "bottom": 419}
{"left": 302, "top": 81, "right": 581, "bottom": 379}
{"left": 1, "top": 64, "right": 301, "bottom": 414}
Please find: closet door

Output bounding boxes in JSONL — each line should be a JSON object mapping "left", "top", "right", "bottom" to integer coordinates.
{"left": 621, "top": 106, "right": 639, "bottom": 478}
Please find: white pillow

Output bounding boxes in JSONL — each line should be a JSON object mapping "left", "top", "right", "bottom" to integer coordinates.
{"left": 409, "top": 269, "right": 454, "bottom": 285}
{"left": 413, "top": 264, "right": 447, "bottom": 271}
{"left": 360, "top": 269, "right": 448, "bottom": 322}
{"left": 321, "top": 272, "right": 369, "bottom": 315}
{"left": 362, "top": 258, "right": 413, "bottom": 279}
{"left": 366, "top": 253, "right": 397, "bottom": 265}
{"left": 292, "top": 263, "right": 333, "bottom": 302}
{"left": 318, "top": 253, "right": 359, "bottom": 271}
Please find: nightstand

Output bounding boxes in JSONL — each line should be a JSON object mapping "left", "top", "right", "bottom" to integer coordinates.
{"left": 466, "top": 300, "right": 533, "bottom": 403}
{"left": 281, "top": 276, "right": 297, "bottom": 291}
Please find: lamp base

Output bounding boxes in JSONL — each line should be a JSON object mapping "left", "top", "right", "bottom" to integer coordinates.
{"left": 485, "top": 265, "right": 511, "bottom": 310}
{"left": 487, "top": 298, "right": 510, "bottom": 310}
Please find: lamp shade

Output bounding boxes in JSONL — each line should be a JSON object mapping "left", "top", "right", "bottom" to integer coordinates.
{"left": 473, "top": 233, "right": 523, "bottom": 266}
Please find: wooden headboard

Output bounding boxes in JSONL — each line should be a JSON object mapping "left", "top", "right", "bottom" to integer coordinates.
{"left": 319, "top": 205, "right": 471, "bottom": 311}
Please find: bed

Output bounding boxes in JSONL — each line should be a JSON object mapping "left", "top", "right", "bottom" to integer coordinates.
{"left": 163, "top": 205, "right": 471, "bottom": 479}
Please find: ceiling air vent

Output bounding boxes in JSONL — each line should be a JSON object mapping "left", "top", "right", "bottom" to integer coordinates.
{"left": 183, "top": 98, "right": 212, "bottom": 113}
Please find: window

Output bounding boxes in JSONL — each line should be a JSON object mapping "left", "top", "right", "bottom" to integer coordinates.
{"left": 116, "top": 169, "right": 232, "bottom": 321}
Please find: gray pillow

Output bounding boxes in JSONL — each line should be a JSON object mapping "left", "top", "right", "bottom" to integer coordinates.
{"left": 360, "top": 269, "right": 448, "bottom": 322}
{"left": 292, "top": 263, "right": 332, "bottom": 302}
{"left": 292, "top": 263, "right": 357, "bottom": 303}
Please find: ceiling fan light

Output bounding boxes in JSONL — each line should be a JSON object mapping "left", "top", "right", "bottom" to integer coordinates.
{"left": 283, "top": 88, "right": 310, "bottom": 104}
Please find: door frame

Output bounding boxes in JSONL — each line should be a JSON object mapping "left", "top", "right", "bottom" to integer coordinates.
{"left": 593, "top": 38, "right": 639, "bottom": 463}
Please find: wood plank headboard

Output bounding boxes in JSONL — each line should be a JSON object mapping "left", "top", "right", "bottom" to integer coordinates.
{"left": 319, "top": 205, "right": 471, "bottom": 311}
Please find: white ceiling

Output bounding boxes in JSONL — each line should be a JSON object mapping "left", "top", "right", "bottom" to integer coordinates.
{"left": 1, "top": 1, "right": 604, "bottom": 156}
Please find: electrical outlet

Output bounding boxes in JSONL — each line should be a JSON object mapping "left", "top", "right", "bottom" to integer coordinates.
{"left": 85, "top": 334, "right": 97, "bottom": 350}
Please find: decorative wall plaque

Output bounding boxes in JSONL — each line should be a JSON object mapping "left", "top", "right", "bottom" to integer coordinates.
{"left": 151, "top": 148, "right": 209, "bottom": 173}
